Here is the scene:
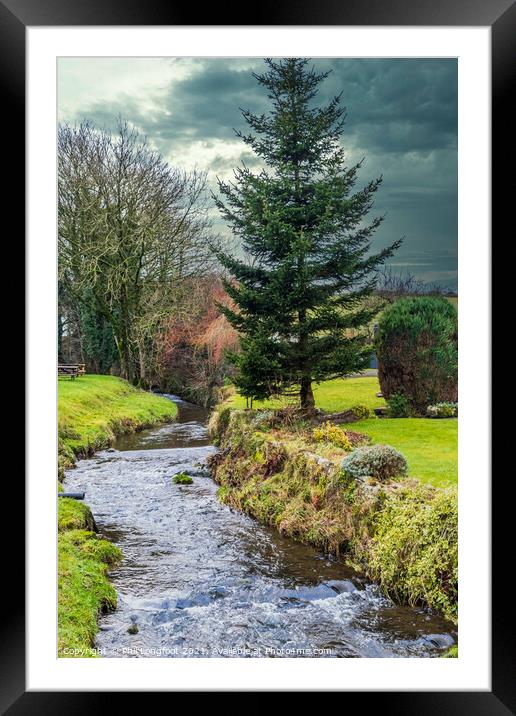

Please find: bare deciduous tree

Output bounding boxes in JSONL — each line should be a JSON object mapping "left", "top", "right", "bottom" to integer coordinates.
{"left": 376, "top": 267, "right": 454, "bottom": 302}
{"left": 58, "top": 119, "right": 215, "bottom": 382}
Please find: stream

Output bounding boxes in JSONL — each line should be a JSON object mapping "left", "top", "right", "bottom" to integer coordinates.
{"left": 64, "top": 394, "right": 456, "bottom": 658}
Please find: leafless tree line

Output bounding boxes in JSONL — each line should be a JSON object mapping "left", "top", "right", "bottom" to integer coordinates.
{"left": 58, "top": 119, "right": 217, "bottom": 383}
{"left": 375, "top": 267, "right": 456, "bottom": 302}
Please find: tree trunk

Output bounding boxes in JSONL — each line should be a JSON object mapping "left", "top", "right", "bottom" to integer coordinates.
{"left": 120, "top": 349, "right": 132, "bottom": 383}
{"left": 300, "top": 376, "right": 315, "bottom": 413}
{"left": 138, "top": 341, "right": 148, "bottom": 388}
{"left": 114, "top": 333, "right": 133, "bottom": 383}
{"left": 57, "top": 311, "right": 63, "bottom": 362}
{"left": 116, "top": 288, "right": 136, "bottom": 383}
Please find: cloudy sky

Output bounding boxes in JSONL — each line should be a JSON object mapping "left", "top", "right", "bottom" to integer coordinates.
{"left": 58, "top": 57, "right": 457, "bottom": 289}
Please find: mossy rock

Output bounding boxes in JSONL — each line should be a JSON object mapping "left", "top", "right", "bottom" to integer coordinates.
{"left": 172, "top": 472, "right": 193, "bottom": 485}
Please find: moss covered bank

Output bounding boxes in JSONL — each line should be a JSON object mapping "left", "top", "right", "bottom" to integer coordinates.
{"left": 58, "top": 375, "right": 177, "bottom": 657}
{"left": 208, "top": 408, "right": 458, "bottom": 623}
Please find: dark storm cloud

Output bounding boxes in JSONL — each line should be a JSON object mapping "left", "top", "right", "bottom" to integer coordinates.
{"left": 79, "top": 58, "right": 457, "bottom": 152}
{"left": 319, "top": 59, "right": 457, "bottom": 153}
{"left": 62, "top": 57, "right": 457, "bottom": 288}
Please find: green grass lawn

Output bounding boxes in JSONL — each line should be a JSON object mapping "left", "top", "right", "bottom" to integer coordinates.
{"left": 353, "top": 417, "right": 457, "bottom": 487}
{"left": 59, "top": 374, "right": 177, "bottom": 459}
{"left": 224, "top": 375, "right": 457, "bottom": 487}
{"left": 226, "top": 376, "right": 386, "bottom": 412}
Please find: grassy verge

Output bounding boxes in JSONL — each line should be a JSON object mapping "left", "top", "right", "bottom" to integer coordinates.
{"left": 58, "top": 374, "right": 177, "bottom": 657}
{"left": 208, "top": 409, "right": 458, "bottom": 623}
{"left": 222, "top": 377, "right": 457, "bottom": 488}
{"left": 58, "top": 374, "right": 177, "bottom": 477}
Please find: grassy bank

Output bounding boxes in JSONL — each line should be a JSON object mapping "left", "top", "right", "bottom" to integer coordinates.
{"left": 58, "top": 374, "right": 177, "bottom": 657}
{"left": 222, "top": 377, "right": 457, "bottom": 487}
{"left": 58, "top": 500, "right": 121, "bottom": 657}
{"left": 58, "top": 374, "right": 177, "bottom": 477}
{"left": 208, "top": 409, "right": 458, "bottom": 623}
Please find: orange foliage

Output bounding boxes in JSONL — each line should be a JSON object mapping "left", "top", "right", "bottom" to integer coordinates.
{"left": 157, "top": 276, "right": 239, "bottom": 397}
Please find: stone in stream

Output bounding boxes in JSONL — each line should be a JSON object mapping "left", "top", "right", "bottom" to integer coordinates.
{"left": 152, "top": 610, "right": 182, "bottom": 625}
{"left": 423, "top": 634, "right": 455, "bottom": 649}
{"left": 127, "top": 623, "right": 139, "bottom": 635}
{"left": 208, "top": 585, "right": 228, "bottom": 599}
{"left": 326, "top": 579, "right": 358, "bottom": 594}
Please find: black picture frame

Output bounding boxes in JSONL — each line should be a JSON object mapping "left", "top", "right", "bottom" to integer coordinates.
{"left": 4, "top": 0, "right": 510, "bottom": 709}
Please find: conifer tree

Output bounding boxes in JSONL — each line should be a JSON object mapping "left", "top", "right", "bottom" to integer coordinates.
{"left": 214, "top": 58, "right": 401, "bottom": 411}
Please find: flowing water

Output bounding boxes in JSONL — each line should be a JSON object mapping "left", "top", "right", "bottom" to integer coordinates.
{"left": 64, "top": 394, "right": 456, "bottom": 658}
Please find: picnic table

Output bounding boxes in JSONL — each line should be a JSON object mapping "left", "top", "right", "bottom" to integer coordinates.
{"left": 58, "top": 363, "right": 86, "bottom": 379}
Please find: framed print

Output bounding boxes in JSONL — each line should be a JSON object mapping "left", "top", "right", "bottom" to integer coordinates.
{"left": 3, "top": 0, "right": 512, "bottom": 708}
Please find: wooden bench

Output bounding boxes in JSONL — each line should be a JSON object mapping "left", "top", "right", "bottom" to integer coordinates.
{"left": 58, "top": 363, "right": 82, "bottom": 379}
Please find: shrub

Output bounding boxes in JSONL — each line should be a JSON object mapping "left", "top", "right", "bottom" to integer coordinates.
{"left": 387, "top": 392, "right": 411, "bottom": 418}
{"left": 426, "top": 402, "right": 458, "bottom": 418}
{"left": 173, "top": 472, "right": 193, "bottom": 484}
{"left": 376, "top": 297, "right": 457, "bottom": 415}
{"left": 312, "top": 422, "right": 352, "bottom": 450}
{"left": 349, "top": 404, "right": 373, "bottom": 420}
{"left": 341, "top": 444, "right": 408, "bottom": 481}
{"left": 342, "top": 429, "right": 371, "bottom": 447}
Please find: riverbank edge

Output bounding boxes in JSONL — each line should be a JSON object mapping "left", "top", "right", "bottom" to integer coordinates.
{"left": 207, "top": 408, "right": 458, "bottom": 626}
{"left": 58, "top": 377, "right": 178, "bottom": 657}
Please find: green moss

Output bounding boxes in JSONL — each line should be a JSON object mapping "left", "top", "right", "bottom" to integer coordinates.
{"left": 442, "top": 645, "right": 458, "bottom": 658}
{"left": 212, "top": 406, "right": 232, "bottom": 443}
{"left": 58, "top": 529, "right": 121, "bottom": 657}
{"left": 172, "top": 472, "right": 193, "bottom": 484}
{"left": 366, "top": 484, "right": 458, "bottom": 622}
